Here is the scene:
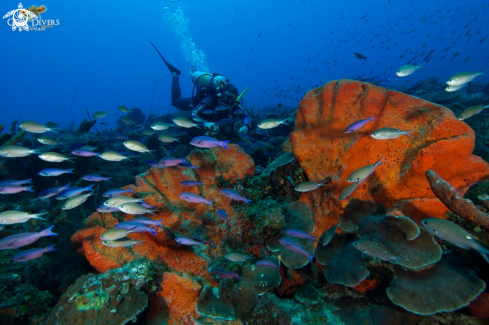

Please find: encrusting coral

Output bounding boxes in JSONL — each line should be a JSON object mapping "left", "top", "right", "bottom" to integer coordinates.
{"left": 427, "top": 169, "right": 489, "bottom": 229}
{"left": 44, "top": 259, "right": 159, "bottom": 324}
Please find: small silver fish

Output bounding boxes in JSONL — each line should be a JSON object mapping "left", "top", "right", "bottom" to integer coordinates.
{"left": 19, "top": 121, "right": 57, "bottom": 133}
{"left": 103, "top": 196, "right": 145, "bottom": 207}
{"left": 445, "top": 84, "right": 467, "bottom": 92}
{"left": 371, "top": 128, "right": 413, "bottom": 139}
{"left": 101, "top": 227, "right": 138, "bottom": 240}
{"left": 321, "top": 219, "right": 343, "bottom": 246}
{"left": 118, "top": 202, "right": 155, "bottom": 215}
{"left": 421, "top": 218, "right": 489, "bottom": 263}
{"left": 158, "top": 135, "right": 179, "bottom": 143}
{"left": 151, "top": 122, "right": 174, "bottom": 131}
{"left": 173, "top": 117, "right": 201, "bottom": 129}
{"left": 294, "top": 181, "right": 328, "bottom": 192}
{"left": 102, "top": 238, "right": 143, "bottom": 247}
{"left": 339, "top": 182, "right": 360, "bottom": 200}
{"left": 396, "top": 64, "right": 424, "bottom": 77}
{"left": 347, "top": 157, "right": 383, "bottom": 183}
{"left": 0, "top": 145, "right": 41, "bottom": 158}
{"left": 446, "top": 69, "right": 488, "bottom": 86}
{"left": 93, "top": 111, "right": 110, "bottom": 119}
{"left": 458, "top": 105, "right": 489, "bottom": 121}
{"left": 353, "top": 240, "right": 403, "bottom": 264}
{"left": 0, "top": 211, "right": 47, "bottom": 225}
{"left": 98, "top": 151, "right": 129, "bottom": 161}
{"left": 38, "top": 152, "right": 75, "bottom": 163}
{"left": 225, "top": 253, "right": 251, "bottom": 262}
{"left": 62, "top": 193, "right": 93, "bottom": 210}
{"left": 258, "top": 119, "right": 289, "bottom": 129}
{"left": 123, "top": 141, "right": 154, "bottom": 155}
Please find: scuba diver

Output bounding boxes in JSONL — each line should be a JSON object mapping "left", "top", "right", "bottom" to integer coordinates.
{"left": 150, "top": 41, "right": 251, "bottom": 134}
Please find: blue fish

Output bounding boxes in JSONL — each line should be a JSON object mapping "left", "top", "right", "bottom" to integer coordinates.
{"left": 219, "top": 118, "right": 234, "bottom": 124}
{"left": 144, "top": 159, "right": 162, "bottom": 168}
{"left": 239, "top": 133, "right": 255, "bottom": 140}
{"left": 178, "top": 162, "right": 198, "bottom": 169}
{"left": 217, "top": 209, "right": 229, "bottom": 224}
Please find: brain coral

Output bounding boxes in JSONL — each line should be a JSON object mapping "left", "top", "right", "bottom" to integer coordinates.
{"left": 291, "top": 79, "right": 489, "bottom": 234}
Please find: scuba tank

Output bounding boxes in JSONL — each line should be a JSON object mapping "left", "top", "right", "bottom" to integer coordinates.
{"left": 190, "top": 71, "right": 227, "bottom": 92}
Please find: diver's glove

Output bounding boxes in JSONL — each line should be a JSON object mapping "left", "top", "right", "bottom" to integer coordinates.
{"left": 239, "top": 125, "right": 249, "bottom": 134}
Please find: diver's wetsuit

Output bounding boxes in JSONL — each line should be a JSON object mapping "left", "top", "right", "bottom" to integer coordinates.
{"left": 170, "top": 75, "right": 250, "bottom": 125}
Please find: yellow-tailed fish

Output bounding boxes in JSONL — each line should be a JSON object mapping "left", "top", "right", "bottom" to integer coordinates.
{"left": 120, "top": 116, "right": 134, "bottom": 125}
{"left": 123, "top": 140, "right": 154, "bottom": 155}
{"left": 100, "top": 227, "right": 138, "bottom": 240}
{"left": 102, "top": 238, "right": 143, "bottom": 247}
{"left": 294, "top": 181, "right": 328, "bottom": 192}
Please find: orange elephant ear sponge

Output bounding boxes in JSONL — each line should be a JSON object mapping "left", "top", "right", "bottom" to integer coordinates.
{"left": 291, "top": 79, "right": 489, "bottom": 234}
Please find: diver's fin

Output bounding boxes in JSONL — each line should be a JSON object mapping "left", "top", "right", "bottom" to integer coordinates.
{"left": 149, "top": 41, "right": 181, "bottom": 76}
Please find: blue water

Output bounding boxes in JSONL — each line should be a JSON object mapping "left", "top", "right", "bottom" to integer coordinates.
{"left": 1, "top": 0, "right": 488, "bottom": 129}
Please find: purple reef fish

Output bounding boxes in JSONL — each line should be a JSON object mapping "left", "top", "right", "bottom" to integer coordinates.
{"left": 97, "top": 205, "right": 120, "bottom": 213}
{"left": 158, "top": 157, "right": 186, "bottom": 167}
{"left": 190, "top": 136, "right": 230, "bottom": 149}
{"left": 139, "top": 202, "right": 158, "bottom": 210}
{"left": 220, "top": 189, "right": 251, "bottom": 204}
{"left": 130, "top": 217, "right": 164, "bottom": 227}
{"left": 115, "top": 222, "right": 157, "bottom": 236}
{"left": 82, "top": 174, "right": 110, "bottom": 182}
{"left": 344, "top": 115, "right": 375, "bottom": 133}
{"left": 216, "top": 267, "right": 241, "bottom": 281}
{"left": 38, "top": 183, "right": 71, "bottom": 199}
{"left": 175, "top": 237, "right": 204, "bottom": 246}
{"left": 56, "top": 184, "right": 94, "bottom": 200}
{"left": 279, "top": 237, "right": 314, "bottom": 263}
{"left": 0, "top": 226, "right": 57, "bottom": 250}
{"left": 0, "top": 179, "right": 32, "bottom": 186}
{"left": 13, "top": 244, "right": 57, "bottom": 262}
{"left": 180, "top": 181, "right": 204, "bottom": 186}
{"left": 285, "top": 229, "right": 317, "bottom": 241}
{"left": 38, "top": 168, "right": 73, "bottom": 176}
{"left": 255, "top": 259, "right": 279, "bottom": 270}
{"left": 179, "top": 192, "right": 212, "bottom": 206}
{"left": 217, "top": 209, "right": 229, "bottom": 223}
{"left": 102, "top": 187, "right": 134, "bottom": 198}
{"left": 0, "top": 186, "right": 34, "bottom": 194}
{"left": 71, "top": 149, "right": 99, "bottom": 157}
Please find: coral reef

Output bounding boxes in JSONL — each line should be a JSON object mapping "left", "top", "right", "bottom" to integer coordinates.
{"left": 290, "top": 79, "right": 489, "bottom": 236}
{"left": 427, "top": 169, "right": 489, "bottom": 229}
{"left": 45, "top": 259, "right": 159, "bottom": 324}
